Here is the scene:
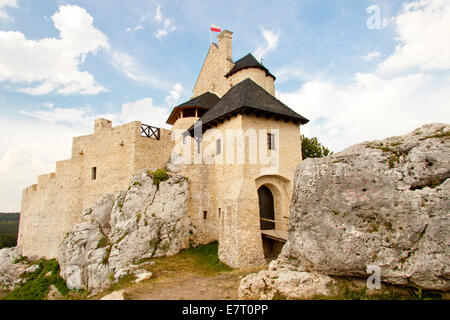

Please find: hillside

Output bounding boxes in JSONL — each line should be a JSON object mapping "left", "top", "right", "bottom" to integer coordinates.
{"left": 0, "top": 213, "right": 20, "bottom": 249}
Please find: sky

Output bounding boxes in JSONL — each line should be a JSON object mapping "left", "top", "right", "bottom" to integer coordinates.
{"left": 0, "top": 0, "right": 449, "bottom": 211}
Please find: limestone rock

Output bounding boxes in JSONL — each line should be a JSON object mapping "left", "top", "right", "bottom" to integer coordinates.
{"left": 59, "top": 169, "right": 191, "bottom": 293}
{"left": 240, "top": 123, "right": 450, "bottom": 298}
{"left": 239, "top": 258, "right": 335, "bottom": 300}
{"left": 100, "top": 290, "right": 125, "bottom": 300}
{"left": 133, "top": 269, "right": 152, "bottom": 284}
{"left": 0, "top": 247, "right": 30, "bottom": 291}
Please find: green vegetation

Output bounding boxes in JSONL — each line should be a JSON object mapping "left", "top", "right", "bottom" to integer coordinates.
{"left": 420, "top": 130, "right": 450, "bottom": 141}
{"left": 147, "top": 169, "right": 169, "bottom": 187}
{"left": 89, "top": 241, "right": 234, "bottom": 300}
{"left": 301, "top": 135, "right": 332, "bottom": 159}
{"left": 96, "top": 236, "right": 109, "bottom": 249}
{"left": 2, "top": 259, "right": 69, "bottom": 300}
{"left": 0, "top": 212, "right": 20, "bottom": 249}
{"left": 140, "top": 241, "right": 231, "bottom": 279}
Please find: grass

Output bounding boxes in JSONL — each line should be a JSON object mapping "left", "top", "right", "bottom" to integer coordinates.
{"left": 88, "top": 241, "right": 236, "bottom": 300}
{"left": 144, "top": 241, "right": 232, "bottom": 278}
{"left": 420, "top": 131, "right": 450, "bottom": 141}
{"left": 2, "top": 259, "right": 70, "bottom": 300}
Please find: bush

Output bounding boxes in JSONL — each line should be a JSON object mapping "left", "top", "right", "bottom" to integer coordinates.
{"left": 147, "top": 169, "right": 169, "bottom": 187}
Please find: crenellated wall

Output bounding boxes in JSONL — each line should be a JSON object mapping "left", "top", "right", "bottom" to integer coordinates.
{"left": 18, "top": 120, "right": 173, "bottom": 259}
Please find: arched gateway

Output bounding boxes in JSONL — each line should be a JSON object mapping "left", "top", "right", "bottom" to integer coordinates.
{"left": 256, "top": 176, "right": 291, "bottom": 261}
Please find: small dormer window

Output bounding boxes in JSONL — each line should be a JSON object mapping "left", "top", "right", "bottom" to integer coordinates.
{"left": 267, "top": 133, "right": 275, "bottom": 150}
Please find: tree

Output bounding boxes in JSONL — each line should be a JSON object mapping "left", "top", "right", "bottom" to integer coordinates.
{"left": 301, "top": 135, "right": 332, "bottom": 160}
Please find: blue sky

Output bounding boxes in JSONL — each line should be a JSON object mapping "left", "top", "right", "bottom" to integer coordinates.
{"left": 0, "top": 0, "right": 449, "bottom": 211}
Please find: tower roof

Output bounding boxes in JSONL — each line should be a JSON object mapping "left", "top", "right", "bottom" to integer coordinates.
{"left": 166, "top": 91, "right": 220, "bottom": 125}
{"left": 187, "top": 78, "right": 309, "bottom": 135}
{"left": 225, "top": 53, "right": 276, "bottom": 79}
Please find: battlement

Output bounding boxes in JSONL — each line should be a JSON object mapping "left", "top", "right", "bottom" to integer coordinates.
{"left": 19, "top": 118, "right": 174, "bottom": 258}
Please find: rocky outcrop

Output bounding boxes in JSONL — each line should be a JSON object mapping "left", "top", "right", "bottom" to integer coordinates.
{"left": 239, "top": 258, "right": 336, "bottom": 300}
{"left": 0, "top": 247, "right": 31, "bottom": 291}
{"left": 58, "top": 169, "right": 192, "bottom": 293}
{"left": 240, "top": 123, "right": 450, "bottom": 299}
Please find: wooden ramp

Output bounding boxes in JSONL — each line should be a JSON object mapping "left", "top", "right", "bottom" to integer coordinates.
{"left": 261, "top": 229, "right": 288, "bottom": 242}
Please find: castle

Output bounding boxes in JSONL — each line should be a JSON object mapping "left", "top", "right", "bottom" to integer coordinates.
{"left": 18, "top": 30, "right": 309, "bottom": 268}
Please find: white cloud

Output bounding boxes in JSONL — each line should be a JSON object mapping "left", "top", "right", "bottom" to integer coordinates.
{"left": 164, "top": 83, "right": 183, "bottom": 106}
{"left": 280, "top": 0, "right": 450, "bottom": 153}
{"left": 0, "top": 117, "right": 88, "bottom": 211}
{"left": 362, "top": 50, "right": 382, "bottom": 62}
{"left": 120, "top": 98, "right": 171, "bottom": 129}
{"left": 254, "top": 27, "right": 279, "bottom": 61}
{"left": 0, "top": 0, "right": 18, "bottom": 20}
{"left": 155, "top": 5, "right": 162, "bottom": 22}
{"left": 153, "top": 5, "right": 176, "bottom": 38}
{"left": 378, "top": 0, "right": 450, "bottom": 73}
{"left": 125, "top": 25, "right": 143, "bottom": 32}
{"left": 110, "top": 50, "right": 170, "bottom": 91}
{"left": 0, "top": 5, "right": 109, "bottom": 95}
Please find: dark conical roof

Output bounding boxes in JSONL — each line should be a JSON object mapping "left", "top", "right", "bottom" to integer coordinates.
{"left": 225, "top": 53, "right": 276, "bottom": 79}
{"left": 166, "top": 91, "right": 220, "bottom": 125}
{"left": 176, "top": 91, "right": 220, "bottom": 109}
{"left": 187, "top": 78, "right": 309, "bottom": 135}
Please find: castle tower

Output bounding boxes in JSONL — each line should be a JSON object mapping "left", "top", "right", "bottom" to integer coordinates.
{"left": 169, "top": 31, "right": 309, "bottom": 267}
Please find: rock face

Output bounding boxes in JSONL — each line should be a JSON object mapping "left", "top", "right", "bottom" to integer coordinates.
{"left": 0, "top": 247, "right": 30, "bottom": 291}
{"left": 240, "top": 123, "right": 450, "bottom": 299}
{"left": 58, "top": 169, "right": 191, "bottom": 293}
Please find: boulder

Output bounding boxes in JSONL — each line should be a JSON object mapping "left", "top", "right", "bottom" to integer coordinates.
{"left": 240, "top": 123, "right": 450, "bottom": 298}
{"left": 100, "top": 290, "right": 125, "bottom": 300}
{"left": 239, "top": 258, "right": 336, "bottom": 300}
{"left": 59, "top": 169, "right": 191, "bottom": 293}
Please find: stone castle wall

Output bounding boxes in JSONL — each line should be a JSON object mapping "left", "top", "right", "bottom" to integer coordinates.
{"left": 173, "top": 114, "right": 303, "bottom": 268}
{"left": 18, "top": 120, "right": 173, "bottom": 259}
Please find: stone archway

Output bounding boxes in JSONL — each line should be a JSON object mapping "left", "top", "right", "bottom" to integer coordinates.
{"left": 258, "top": 185, "right": 275, "bottom": 230}
{"left": 255, "top": 175, "right": 292, "bottom": 261}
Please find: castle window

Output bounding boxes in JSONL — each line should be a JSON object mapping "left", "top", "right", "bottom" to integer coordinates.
{"left": 218, "top": 208, "right": 221, "bottom": 218}
{"left": 203, "top": 211, "right": 207, "bottom": 220}
{"left": 216, "top": 139, "right": 221, "bottom": 155}
{"left": 91, "top": 167, "right": 97, "bottom": 180}
{"left": 267, "top": 133, "right": 275, "bottom": 150}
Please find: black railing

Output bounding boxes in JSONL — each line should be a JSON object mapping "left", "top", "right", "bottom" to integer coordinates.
{"left": 140, "top": 124, "right": 160, "bottom": 140}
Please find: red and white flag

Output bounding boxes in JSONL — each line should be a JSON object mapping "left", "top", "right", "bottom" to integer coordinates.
{"left": 210, "top": 24, "right": 221, "bottom": 33}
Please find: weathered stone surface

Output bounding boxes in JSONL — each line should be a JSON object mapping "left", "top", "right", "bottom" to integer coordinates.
{"left": 0, "top": 247, "right": 30, "bottom": 291}
{"left": 240, "top": 124, "right": 450, "bottom": 298}
{"left": 59, "top": 169, "right": 191, "bottom": 293}
{"left": 100, "top": 290, "right": 125, "bottom": 300}
{"left": 133, "top": 269, "right": 153, "bottom": 284}
{"left": 239, "top": 258, "right": 335, "bottom": 300}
